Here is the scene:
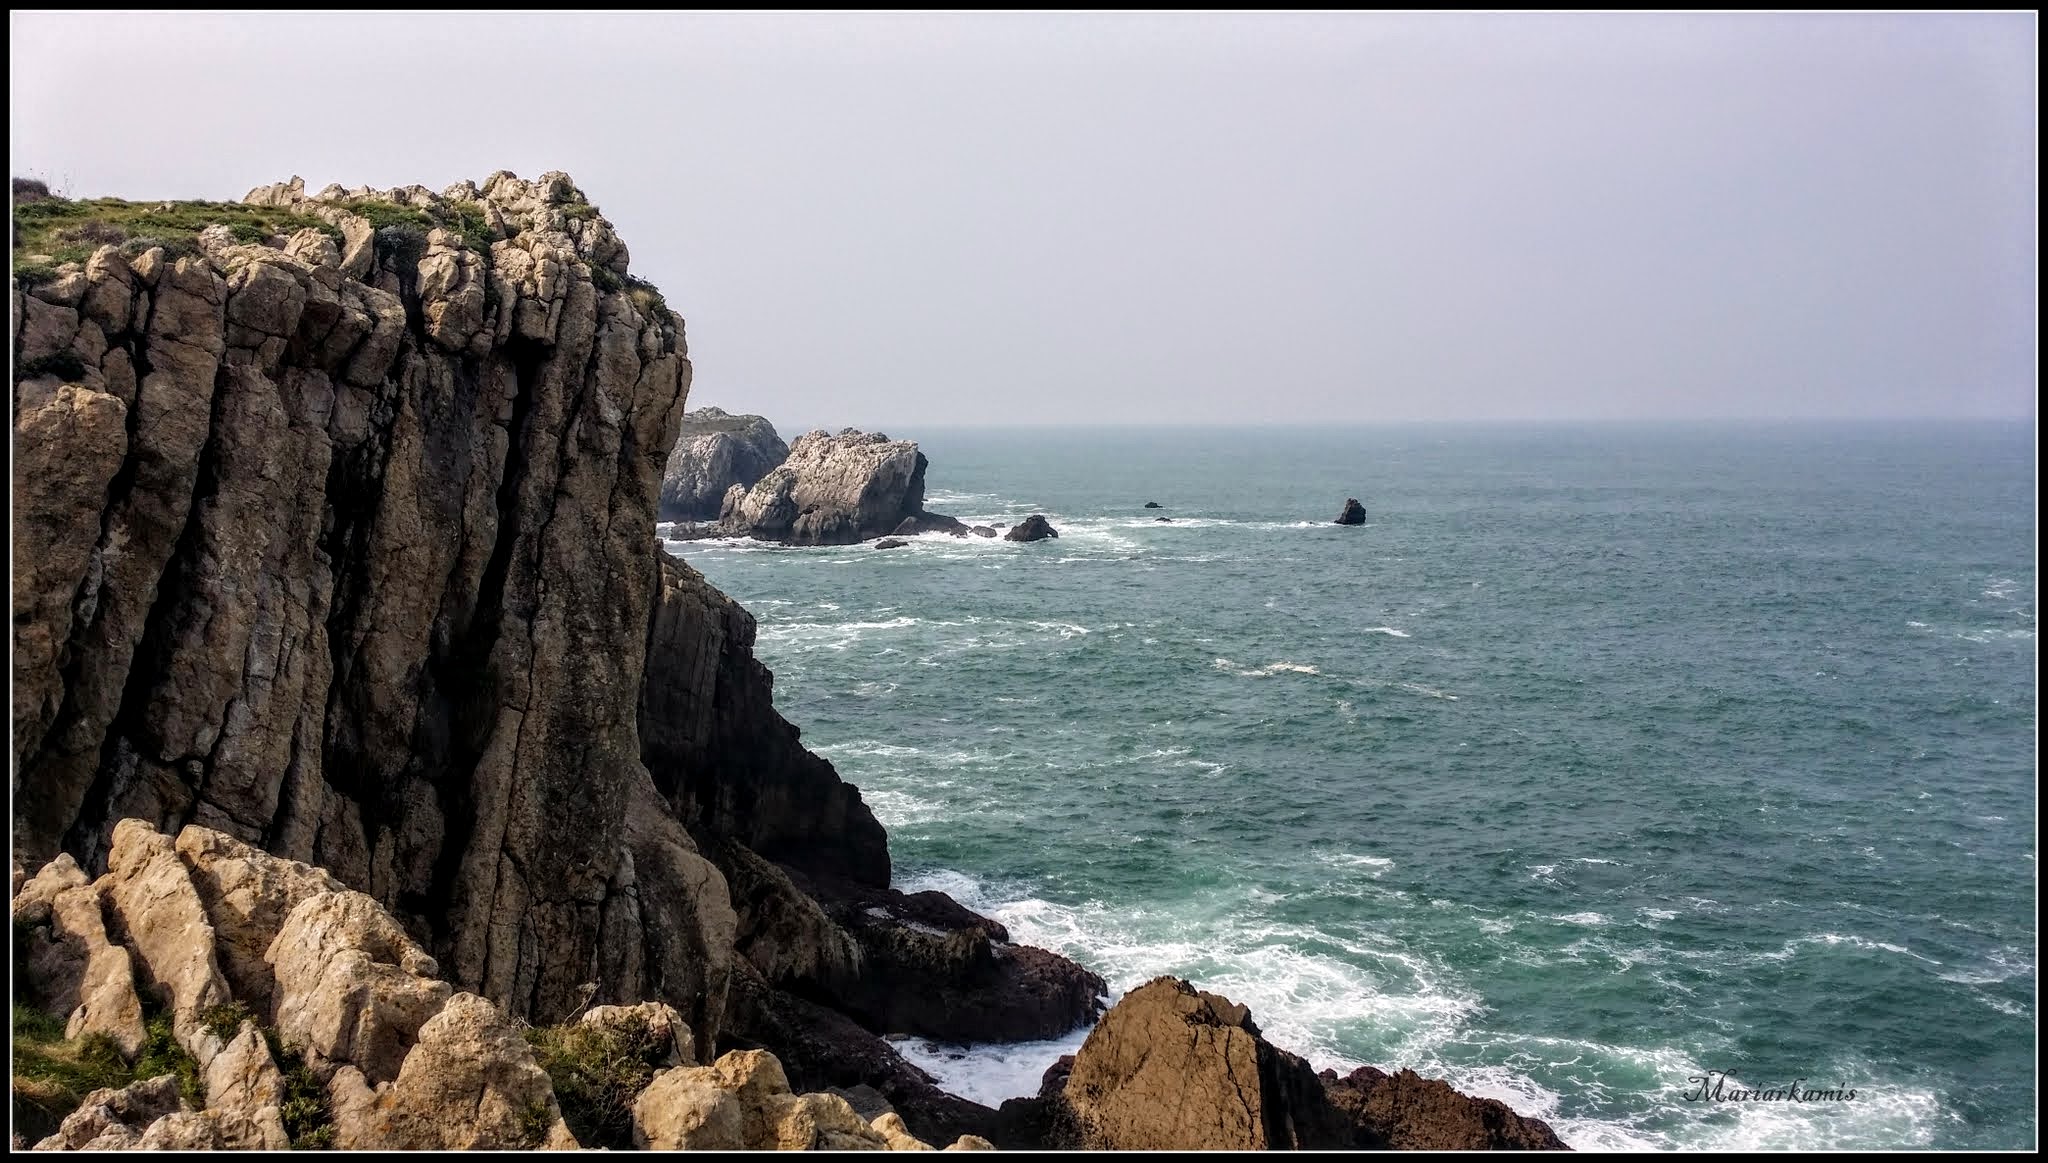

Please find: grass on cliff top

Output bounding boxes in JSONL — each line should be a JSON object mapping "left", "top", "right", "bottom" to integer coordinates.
{"left": 525, "top": 1015, "right": 672, "bottom": 1150}
{"left": 10, "top": 187, "right": 496, "bottom": 284}
{"left": 11, "top": 193, "right": 345, "bottom": 281}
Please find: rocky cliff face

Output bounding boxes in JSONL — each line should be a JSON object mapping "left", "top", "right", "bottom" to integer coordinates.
{"left": 11, "top": 170, "right": 1107, "bottom": 1151}
{"left": 659, "top": 407, "right": 788, "bottom": 521}
{"left": 13, "top": 169, "right": 713, "bottom": 1034}
{"left": 716, "top": 428, "right": 964, "bottom": 545}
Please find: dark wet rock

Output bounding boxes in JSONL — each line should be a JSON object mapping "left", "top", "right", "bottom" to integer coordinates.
{"left": 892, "top": 513, "right": 969, "bottom": 538}
{"left": 1003, "top": 515, "right": 1060, "bottom": 542}
{"left": 660, "top": 407, "right": 788, "bottom": 520}
{"left": 1142, "top": 501, "right": 1162, "bottom": 508}
{"left": 970, "top": 526, "right": 997, "bottom": 538}
{"left": 874, "top": 539, "right": 909, "bottom": 550}
{"left": 1154, "top": 517, "right": 1172, "bottom": 522}
{"left": 1336, "top": 497, "right": 1367, "bottom": 525}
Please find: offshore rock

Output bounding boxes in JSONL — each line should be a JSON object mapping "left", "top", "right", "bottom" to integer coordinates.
{"left": 875, "top": 538, "right": 910, "bottom": 550}
{"left": 969, "top": 526, "right": 997, "bottom": 538}
{"left": 1336, "top": 497, "right": 1367, "bottom": 525}
{"left": 1003, "top": 515, "right": 1060, "bottom": 542}
{"left": 1055, "top": 977, "right": 1568, "bottom": 1151}
{"left": 717, "top": 428, "right": 960, "bottom": 545}
{"left": 660, "top": 407, "right": 789, "bottom": 520}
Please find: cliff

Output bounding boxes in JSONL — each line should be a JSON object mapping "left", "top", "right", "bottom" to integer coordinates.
{"left": 12, "top": 170, "right": 1560, "bottom": 1152}
{"left": 659, "top": 407, "right": 788, "bottom": 521}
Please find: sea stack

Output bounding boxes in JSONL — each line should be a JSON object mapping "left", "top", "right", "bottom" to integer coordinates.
{"left": 717, "top": 428, "right": 965, "bottom": 545}
{"left": 659, "top": 406, "right": 789, "bottom": 520}
{"left": 1335, "top": 498, "right": 1367, "bottom": 525}
{"left": 1004, "top": 515, "right": 1061, "bottom": 542}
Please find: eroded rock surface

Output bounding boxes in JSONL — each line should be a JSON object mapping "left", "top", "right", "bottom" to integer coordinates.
{"left": 717, "top": 428, "right": 960, "bottom": 545}
{"left": 661, "top": 407, "right": 789, "bottom": 520}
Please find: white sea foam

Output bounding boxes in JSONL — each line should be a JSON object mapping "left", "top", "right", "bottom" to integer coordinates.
{"left": 1213, "top": 658, "right": 1321, "bottom": 677}
{"left": 1362, "top": 626, "right": 1411, "bottom": 638}
{"left": 1551, "top": 912, "right": 1611, "bottom": 927}
{"left": 893, "top": 867, "right": 1957, "bottom": 1148}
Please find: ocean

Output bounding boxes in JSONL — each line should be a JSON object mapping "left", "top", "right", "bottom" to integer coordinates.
{"left": 668, "top": 421, "right": 2036, "bottom": 1150}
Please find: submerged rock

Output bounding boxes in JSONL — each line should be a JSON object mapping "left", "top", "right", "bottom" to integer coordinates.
{"left": 874, "top": 538, "right": 909, "bottom": 550}
{"left": 1335, "top": 497, "right": 1367, "bottom": 525}
{"left": 660, "top": 408, "right": 789, "bottom": 521}
{"left": 1003, "top": 515, "right": 1060, "bottom": 542}
{"left": 1142, "top": 501, "right": 1162, "bottom": 508}
{"left": 1154, "top": 517, "right": 1172, "bottom": 522}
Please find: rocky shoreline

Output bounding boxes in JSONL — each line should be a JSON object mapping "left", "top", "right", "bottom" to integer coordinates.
{"left": 11, "top": 171, "right": 1559, "bottom": 1150}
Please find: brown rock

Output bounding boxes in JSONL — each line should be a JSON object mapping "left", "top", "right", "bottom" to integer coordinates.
{"left": 1322, "top": 1065, "right": 1570, "bottom": 1150}
{"left": 173, "top": 825, "right": 344, "bottom": 1012}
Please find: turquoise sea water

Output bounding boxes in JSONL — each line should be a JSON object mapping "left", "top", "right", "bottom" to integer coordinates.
{"left": 672, "top": 422, "right": 2036, "bottom": 1150}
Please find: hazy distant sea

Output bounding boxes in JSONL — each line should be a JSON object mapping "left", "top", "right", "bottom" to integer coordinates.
{"left": 673, "top": 422, "right": 2036, "bottom": 1150}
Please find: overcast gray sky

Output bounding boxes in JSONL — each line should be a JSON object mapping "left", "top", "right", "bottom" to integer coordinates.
{"left": 10, "top": 12, "right": 2036, "bottom": 426}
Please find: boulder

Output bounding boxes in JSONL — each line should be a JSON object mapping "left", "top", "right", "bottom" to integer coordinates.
{"left": 717, "top": 428, "right": 961, "bottom": 546}
{"left": 32, "top": 1074, "right": 187, "bottom": 1151}
{"left": 1335, "top": 498, "right": 1367, "bottom": 525}
{"left": 969, "top": 526, "right": 997, "bottom": 538}
{"left": 266, "top": 889, "right": 452, "bottom": 1083}
{"left": 1055, "top": 977, "right": 1567, "bottom": 1151}
{"left": 1142, "top": 501, "right": 1162, "bottom": 508}
{"left": 660, "top": 408, "right": 789, "bottom": 520}
{"left": 580, "top": 1002, "right": 694, "bottom": 1068}
{"left": 874, "top": 539, "right": 910, "bottom": 550}
{"left": 892, "top": 513, "right": 969, "bottom": 537}
{"left": 328, "top": 992, "right": 578, "bottom": 1150}
{"left": 1003, "top": 515, "right": 1060, "bottom": 542}
{"left": 1321, "top": 1065, "right": 1569, "bottom": 1150}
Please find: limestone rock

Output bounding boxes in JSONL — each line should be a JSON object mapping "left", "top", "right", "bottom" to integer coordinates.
{"left": 330, "top": 992, "right": 578, "bottom": 1150}
{"left": 1335, "top": 497, "right": 1367, "bottom": 525}
{"left": 718, "top": 428, "right": 960, "bottom": 546}
{"left": 200, "top": 1022, "right": 290, "bottom": 1148}
{"left": 873, "top": 1110, "right": 935, "bottom": 1149}
{"left": 32, "top": 1074, "right": 186, "bottom": 1151}
{"left": 660, "top": 407, "right": 789, "bottom": 520}
{"left": 1004, "top": 515, "right": 1060, "bottom": 542}
{"left": 267, "top": 890, "right": 451, "bottom": 1083}
{"left": 632, "top": 1063, "right": 745, "bottom": 1150}
{"left": 173, "top": 825, "right": 344, "bottom": 1012}
{"left": 946, "top": 1134, "right": 997, "bottom": 1150}
{"left": 579, "top": 1001, "right": 693, "bottom": 1068}
{"left": 101, "top": 820, "right": 232, "bottom": 1058}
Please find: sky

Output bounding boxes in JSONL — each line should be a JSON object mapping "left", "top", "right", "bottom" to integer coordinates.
{"left": 9, "top": 12, "right": 2037, "bottom": 426}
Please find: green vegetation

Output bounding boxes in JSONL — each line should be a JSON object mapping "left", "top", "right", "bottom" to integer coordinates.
{"left": 11, "top": 190, "right": 343, "bottom": 279}
{"left": 259, "top": 1027, "right": 335, "bottom": 1150}
{"left": 342, "top": 197, "right": 495, "bottom": 258}
{"left": 18, "top": 351, "right": 89, "bottom": 382}
{"left": 135, "top": 1011, "right": 204, "bottom": 1108}
{"left": 13, "top": 1003, "right": 145, "bottom": 1143}
{"left": 625, "top": 275, "right": 670, "bottom": 322}
{"left": 524, "top": 1016, "right": 669, "bottom": 1150}
{"left": 590, "top": 264, "right": 623, "bottom": 294}
{"left": 199, "top": 1000, "right": 255, "bottom": 1042}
